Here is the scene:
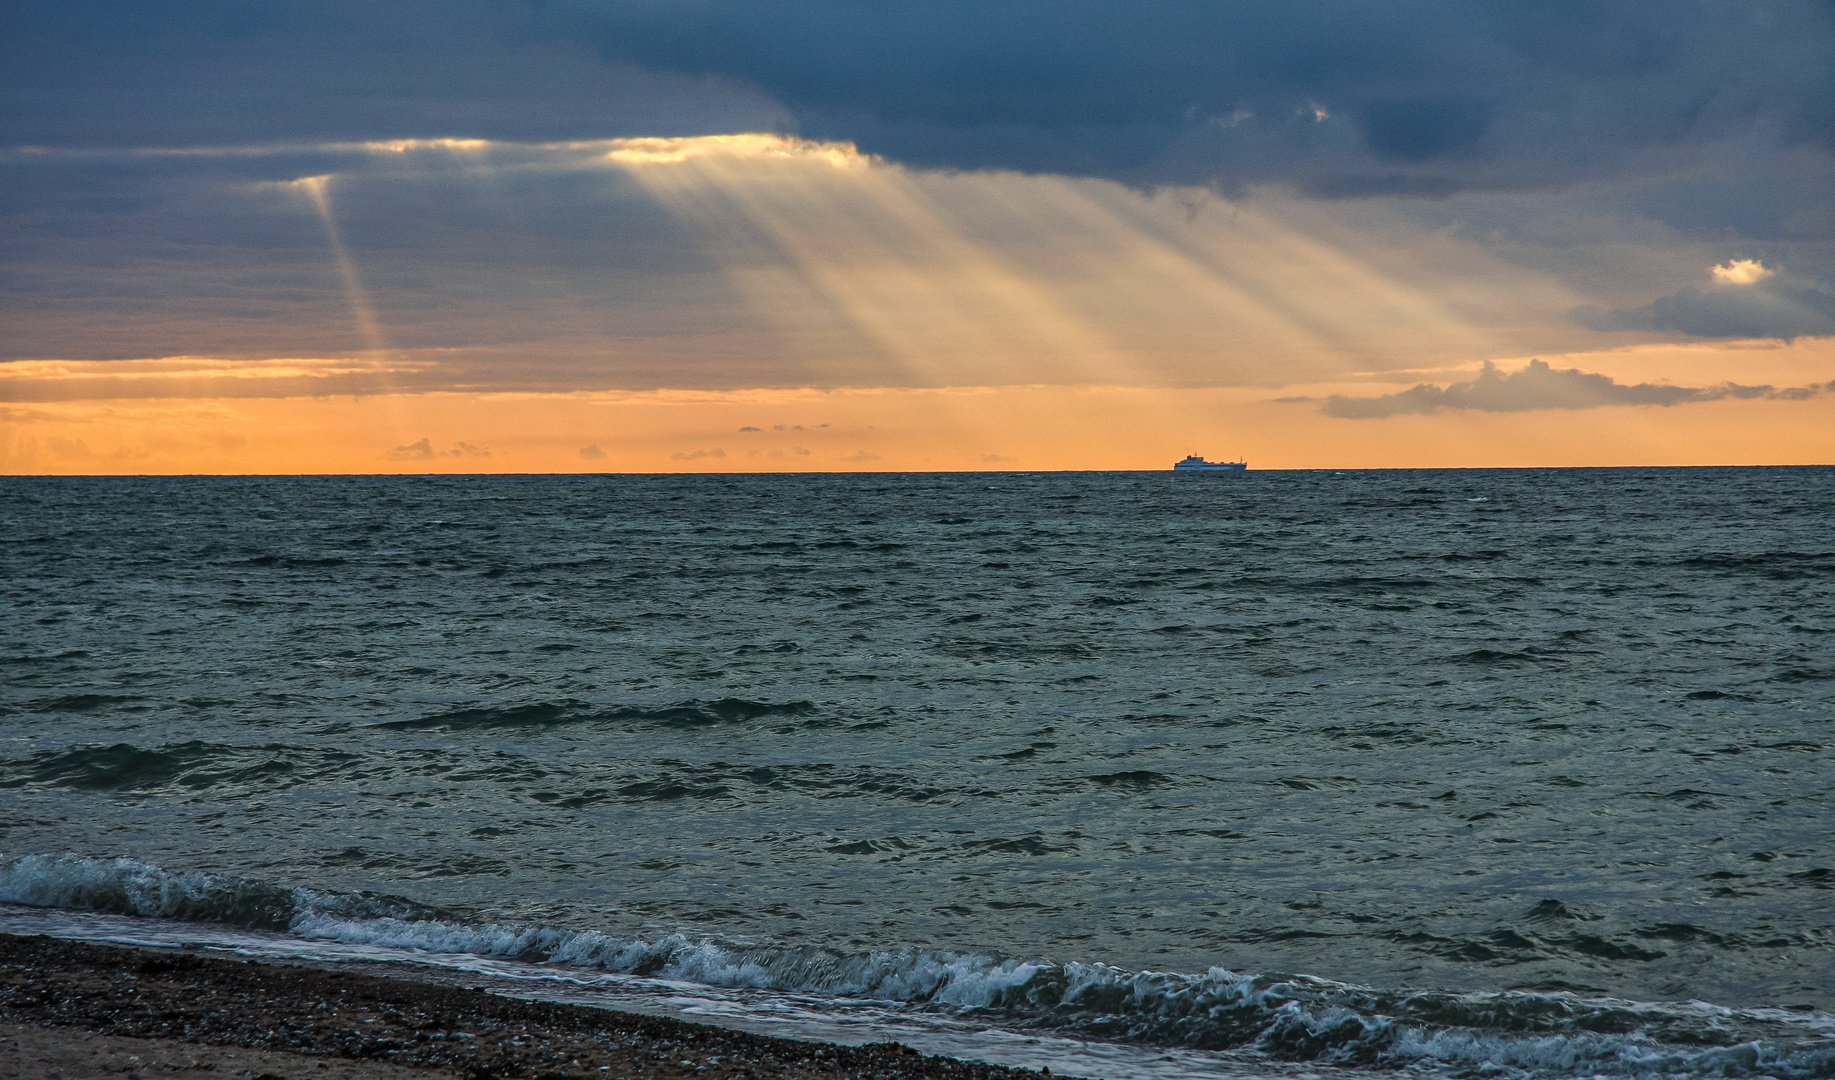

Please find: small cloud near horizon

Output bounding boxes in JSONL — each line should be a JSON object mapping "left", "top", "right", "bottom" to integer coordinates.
{"left": 578, "top": 444, "right": 606, "bottom": 460}
{"left": 670, "top": 447, "right": 726, "bottom": 461}
{"left": 840, "top": 450, "right": 881, "bottom": 462}
{"left": 386, "top": 437, "right": 491, "bottom": 460}
{"left": 1318, "top": 360, "right": 1829, "bottom": 420}
{"left": 386, "top": 438, "right": 437, "bottom": 461}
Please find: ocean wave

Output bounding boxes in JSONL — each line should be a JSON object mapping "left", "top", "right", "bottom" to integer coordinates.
{"left": 0, "top": 852, "right": 443, "bottom": 931}
{"left": 3, "top": 852, "right": 1832, "bottom": 1078}
{"left": 373, "top": 698, "right": 817, "bottom": 731}
{"left": 0, "top": 852, "right": 303, "bottom": 930}
{"left": 0, "top": 742, "right": 355, "bottom": 793}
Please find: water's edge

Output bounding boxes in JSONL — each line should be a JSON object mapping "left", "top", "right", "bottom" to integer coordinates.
{"left": 4, "top": 854, "right": 1831, "bottom": 1080}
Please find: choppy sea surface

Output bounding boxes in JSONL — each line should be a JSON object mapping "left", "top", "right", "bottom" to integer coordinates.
{"left": 2, "top": 469, "right": 1831, "bottom": 1079}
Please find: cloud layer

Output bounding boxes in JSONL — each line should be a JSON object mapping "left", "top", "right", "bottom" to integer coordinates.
{"left": 1321, "top": 359, "right": 1827, "bottom": 419}
{"left": 4, "top": 1, "right": 1832, "bottom": 434}
{"left": 5, "top": 1, "right": 1831, "bottom": 209}
{"left": 2, "top": 136, "right": 1619, "bottom": 393}
{"left": 580, "top": 1, "right": 1835, "bottom": 198}
{"left": 1574, "top": 271, "right": 1835, "bottom": 340}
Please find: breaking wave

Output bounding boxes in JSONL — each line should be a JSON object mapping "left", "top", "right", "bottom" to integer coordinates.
{"left": 3, "top": 852, "right": 1832, "bottom": 1079}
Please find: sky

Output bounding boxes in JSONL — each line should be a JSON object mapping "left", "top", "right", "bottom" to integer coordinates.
{"left": 3, "top": 1, "right": 1833, "bottom": 473}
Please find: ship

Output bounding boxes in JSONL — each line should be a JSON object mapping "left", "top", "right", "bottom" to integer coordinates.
{"left": 1173, "top": 454, "right": 1247, "bottom": 471}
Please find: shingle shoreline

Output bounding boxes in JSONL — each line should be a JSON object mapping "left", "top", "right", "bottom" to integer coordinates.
{"left": 0, "top": 932, "right": 1079, "bottom": 1080}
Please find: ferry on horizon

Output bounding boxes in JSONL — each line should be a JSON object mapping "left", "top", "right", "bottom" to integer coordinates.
{"left": 1173, "top": 454, "right": 1247, "bottom": 471}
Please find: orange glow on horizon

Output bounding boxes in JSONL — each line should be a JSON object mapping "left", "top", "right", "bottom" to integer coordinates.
{"left": 4, "top": 374, "right": 1831, "bottom": 476}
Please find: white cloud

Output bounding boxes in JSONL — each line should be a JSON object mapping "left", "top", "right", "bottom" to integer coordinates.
{"left": 1710, "top": 259, "right": 1775, "bottom": 285}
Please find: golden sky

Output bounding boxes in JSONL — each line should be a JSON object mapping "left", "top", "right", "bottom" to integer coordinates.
{"left": 6, "top": 340, "right": 1831, "bottom": 475}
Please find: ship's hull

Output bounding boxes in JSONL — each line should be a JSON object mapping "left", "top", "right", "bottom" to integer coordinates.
{"left": 1173, "top": 461, "right": 1247, "bottom": 471}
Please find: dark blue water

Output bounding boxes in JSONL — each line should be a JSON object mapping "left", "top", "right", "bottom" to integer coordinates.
{"left": 3, "top": 469, "right": 1832, "bottom": 1077}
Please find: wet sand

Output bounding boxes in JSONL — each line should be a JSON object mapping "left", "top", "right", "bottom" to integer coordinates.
{"left": 0, "top": 934, "right": 1071, "bottom": 1080}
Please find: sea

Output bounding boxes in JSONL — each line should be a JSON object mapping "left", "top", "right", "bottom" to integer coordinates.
{"left": 2, "top": 468, "right": 1831, "bottom": 1080}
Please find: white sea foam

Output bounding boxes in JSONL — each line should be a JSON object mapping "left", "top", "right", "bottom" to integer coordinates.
{"left": 5, "top": 852, "right": 1834, "bottom": 1080}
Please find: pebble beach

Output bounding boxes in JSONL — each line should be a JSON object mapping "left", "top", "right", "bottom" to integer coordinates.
{"left": 0, "top": 934, "right": 1069, "bottom": 1080}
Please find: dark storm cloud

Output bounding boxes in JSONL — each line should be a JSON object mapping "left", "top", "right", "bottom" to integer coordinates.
{"left": 0, "top": 1, "right": 787, "bottom": 147}
{"left": 6, "top": 1, "right": 1831, "bottom": 203}
{"left": 563, "top": 1, "right": 1835, "bottom": 201}
{"left": 1574, "top": 278, "right": 1835, "bottom": 340}
{"left": 1320, "top": 359, "right": 1825, "bottom": 419}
